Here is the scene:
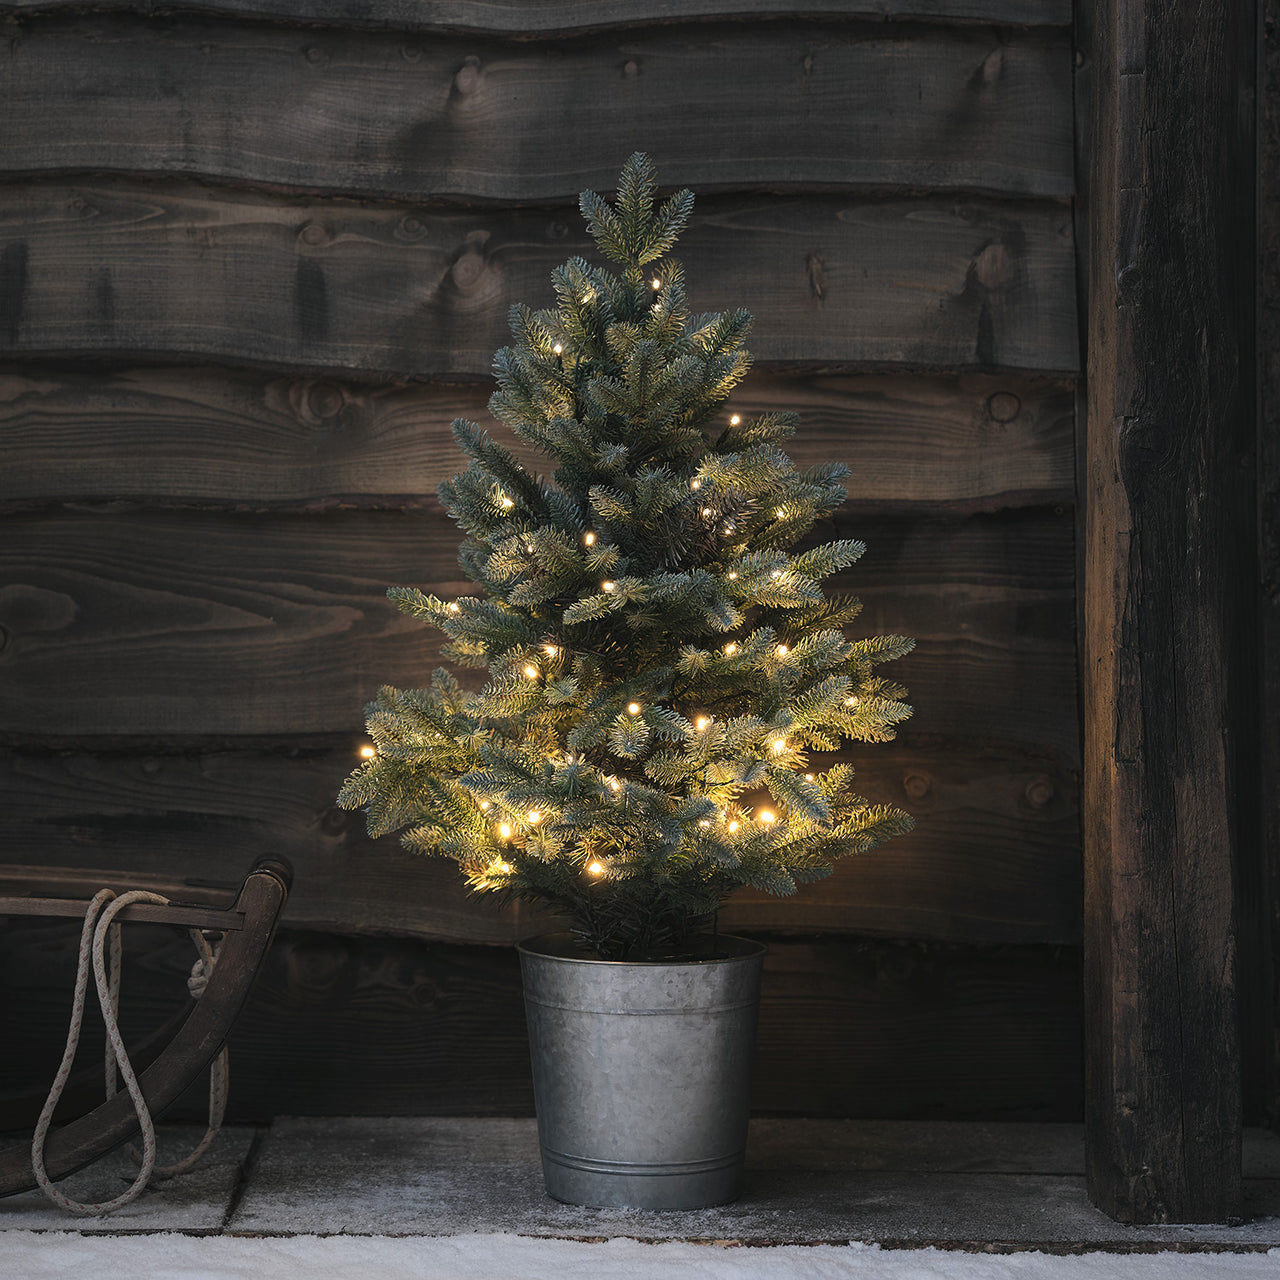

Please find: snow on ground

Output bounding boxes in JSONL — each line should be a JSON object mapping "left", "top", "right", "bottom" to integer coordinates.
{"left": 0, "top": 1234, "right": 1278, "bottom": 1280}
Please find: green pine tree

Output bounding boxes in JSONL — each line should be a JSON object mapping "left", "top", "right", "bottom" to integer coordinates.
{"left": 339, "top": 153, "right": 915, "bottom": 960}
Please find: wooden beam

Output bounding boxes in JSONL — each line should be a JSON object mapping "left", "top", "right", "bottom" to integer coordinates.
{"left": 0, "top": 182, "right": 1079, "bottom": 376}
{"left": 0, "top": 1, "right": 1076, "bottom": 32}
{"left": 0, "top": 365, "right": 1075, "bottom": 514}
{"left": 1081, "top": 0, "right": 1255, "bottom": 1224}
{"left": 0, "top": 16, "right": 1072, "bottom": 200}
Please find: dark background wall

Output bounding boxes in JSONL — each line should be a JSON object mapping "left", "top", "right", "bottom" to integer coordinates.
{"left": 0, "top": 0, "right": 1088, "bottom": 1120}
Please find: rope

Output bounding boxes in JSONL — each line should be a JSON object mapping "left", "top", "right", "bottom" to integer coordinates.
{"left": 31, "top": 889, "right": 227, "bottom": 1215}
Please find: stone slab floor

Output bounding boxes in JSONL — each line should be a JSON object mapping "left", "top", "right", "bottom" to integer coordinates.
{"left": 1, "top": 1120, "right": 1279, "bottom": 1254}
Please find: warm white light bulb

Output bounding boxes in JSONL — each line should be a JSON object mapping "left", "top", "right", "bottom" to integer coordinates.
{"left": 480, "top": 800, "right": 491, "bottom": 810}
{"left": 776, "top": 644, "right": 789, "bottom": 657}
{"left": 760, "top": 810, "right": 776, "bottom": 824}
{"left": 499, "top": 823, "right": 512, "bottom": 840}
{"left": 524, "top": 665, "right": 538, "bottom": 679}
{"left": 776, "top": 507, "right": 785, "bottom": 518}
{"left": 359, "top": 745, "right": 377, "bottom": 759}
{"left": 727, "top": 572, "right": 738, "bottom": 581}
{"left": 772, "top": 739, "right": 786, "bottom": 754}
{"left": 448, "top": 601, "right": 460, "bottom": 613}
{"left": 698, "top": 820, "right": 711, "bottom": 829}
{"left": 695, "top": 717, "right": 710, "bottom": 732}
{"left": 528, "top": 810, "right": 541, "bottom": 823}
{"left": 588, "top": 860, "right": 606, "bottom": 876}
{"left": 690, "top": 479, "right": 701, "bottom": 490}
{"left": 495, "top": 860, "right": 512, "bottom": 874}
{"left": 543, "top": 644, "right": 558, "bottom": 656}
{"left": 584, "top": 531, "right": 596, "bottom": 546}
{"left": 627, "top": 702, "right": 641, "bottom": 715}
{"left": 553, "top": 343, "right": 563, "bottom": 355}
{"left": 724, "top": 643, "right": 738, "bottom": 655}
{"left": 501, "top": 496, "right": 514, "bottom": 510}
{"left": 728, "top": 820, "right": 740, "bottom": 833}
{"left": 609, "top": 780, "right": 621, "bottom": 792}
{"left": 702, "top": 507, "right": 714, "bottom": 517}
{"left": 845, "top": 696, "right": 859, "bottom": 707}
{"left": 770, "top": 570, "right": 782, "bottom": 579}
{"left": 730, "top": 414, "right": 741, "bottom": 426}
{"left": 602, "top": 580, "right": 615, "bottom": 593}
{"left": 805, "top": 773, "right": 815, "bottom": 782}
{"left": 651, "top": 278, "right": 661, "bottom": 290}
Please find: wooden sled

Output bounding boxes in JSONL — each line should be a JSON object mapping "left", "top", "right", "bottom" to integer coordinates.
{"left": 0, "top": 857, "right": 291, "bottom": 1197}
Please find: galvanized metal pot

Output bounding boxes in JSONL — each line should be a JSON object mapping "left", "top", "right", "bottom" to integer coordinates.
{"left": 517, "top": 932, "right": 766, "bottom": 1210}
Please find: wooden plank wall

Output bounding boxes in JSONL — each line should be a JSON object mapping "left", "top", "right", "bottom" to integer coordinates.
{"left": 0, "top": 0, "right": 1085, "bottom": 1120}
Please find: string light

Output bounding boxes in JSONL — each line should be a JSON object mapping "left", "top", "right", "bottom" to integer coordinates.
{"left": 602, "top": 580, "right": 616, "bottom": 593}
{"left": 691, "top": 479, "right": 701, "bottom": 490}
{"left": 528, "top": 810, "right": 541, "bottom": 823}
{"left": 526, "top": 544, "right": 535, "bottom": 553}
{"left": 724, "top": 643, "right": 738, "bottom": 656}
{"left": 543, "top": 643, "right": 558, "bottom": 656}
{"left": 609, "top": 779, "right": 621, "bottom": 792}
{"left": 771, "top": 738, "right": 786, "bottom": 754}
{"left": 627, "top": 702, "right": 641, "bottom": 715}
{"left": 776, "top": 507, "right": 786, "bottom": 518}
{"left": 584, "top": 531, "right": 596, "bottom": 546}
{"left": 499, "top": 823, "right": 512, "bottom": 840}
{"left": 553, "top": 343, "right": 563, "bottom": 355}
{"left": 770, "top": 569, "right": 783, "bottom": 579}
{"left": 776, "top": 644, "right": 789, "bottom": 657}
{"left": 524, "top": 664, "right": 539, "bottom": 680}
{"left": 727, "top": 572, "right": 738, "bottom": 581}
{"left": 359, "top": 744, "right": 377, "bottom": 759}
{"left": 699, "top": 819, "right": 711, "bottom": 828}
{"left": 805, "top": 773, "right": 815, "bottom": 782}
{"left": 695, "top": 716, "right": 710, "bottom": 732}
{"left": 501, "top": 495, "right": 514, "bottom": 510}
{"left": 729, "top": 414, "right": 741, "bottom": 426}
{"left": 480, "top": 800, "right": 491, "bottom": 810}
{"left": 651, "top": 278, "right": 661, "bottom": 290}
{"left": 701, "top": 506, "right": 714, "bottom": 517}
{"left": 845, "top": 696, "right": 859, "bottom": 707}
{"left": 759, "top": 810, "right": 777, "bottom": 824}
{"left": 728, "top": 820, "right": 740, "bottom": 833}
{"left": 448, "top": 601, "right": 460, "bottom": 613}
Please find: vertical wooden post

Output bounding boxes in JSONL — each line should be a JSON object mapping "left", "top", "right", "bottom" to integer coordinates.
{"left": 1082, "top": 0, "right": 1256, "bottom": 1225}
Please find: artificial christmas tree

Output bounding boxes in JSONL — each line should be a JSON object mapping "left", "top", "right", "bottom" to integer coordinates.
{"left": 339, "top": 153, "right": 917, "bottom": 1209}
{"left": 339, "top": 153, "right": 915, "bottom": 962}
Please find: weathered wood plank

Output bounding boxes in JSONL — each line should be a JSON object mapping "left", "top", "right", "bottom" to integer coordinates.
{"left": 0, "top": 18, "right": 1073, "bottom": 200}
{"left": 0, "top": 1, "right": 1076, "bottom": 33}
{"left": 0, "top": 742, "right": 1080, "bottom": 944}
{"left": 0, "top": 365, "right": 1076, "bottom": 513}
{"left": 0, "top": 507, "right": 1078, "bottom": 748}
{"left": 1081, "top": 0, "right": 1252, "bottom": 1226}
{"left": 0, "top": 923, "right": 1083, "bottom": 1120}
{"left": 0, "top": 183, "right": 1080, "bottom": 375}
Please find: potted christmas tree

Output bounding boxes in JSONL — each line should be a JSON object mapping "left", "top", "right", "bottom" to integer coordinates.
{"left": 339, "top": 154, "right": 915, "bottom": 1210}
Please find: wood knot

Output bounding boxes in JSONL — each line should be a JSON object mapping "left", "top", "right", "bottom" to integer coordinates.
{"left": 69, "top": 196, "right": 98, "bottom": 219}
{"left": 903, "top": 772, "right": 931, "bottom": 801}
{"left": 298, "top": 221, "right": 328, "bottom": 247}
{"left": 451, "top": 249, "right": 487, "bottom": 291}
{"left": 397, "top": 214, "right": 428, "bottom": 241}
{"left": 547, "top": 220, "right": 569, "bottom": 241}
{"left": 454, "top": 56, "right": 482, "bottom": 95}
{"left": 320, "top": 805, "right": 351, "bottom": 837}
{"left": 400, "top": 44, "right": 422, "bottom": 62}
{"left": 304, "top": 45, "right": 328, "bottom": 66}
{"left": 141, "top": 758, "right": 163, "bottom": 775}
{"left": 802, "top": 53, "right": 815, "bottom": 75}
{"left": 622, "top": 59, "right": 639, "bottom": 78}
{"left": 289, "top": 378, "right": 346, "bottom": 425}
{"left": 1025, "top": 777, "right": 1055, "bottom": 808}
{"left": 973, "top": 243, "right": 1014, "bottom": 290}
{"left": 986, "top": 391, "right": 1022, "bottom": 423}
{"left": 981, "top": 49, "right": 1003, "bottom": 85}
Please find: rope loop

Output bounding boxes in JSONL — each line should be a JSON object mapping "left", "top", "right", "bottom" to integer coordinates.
{"left": 30, "top": 890, "right": 228, "bottom": 1215}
